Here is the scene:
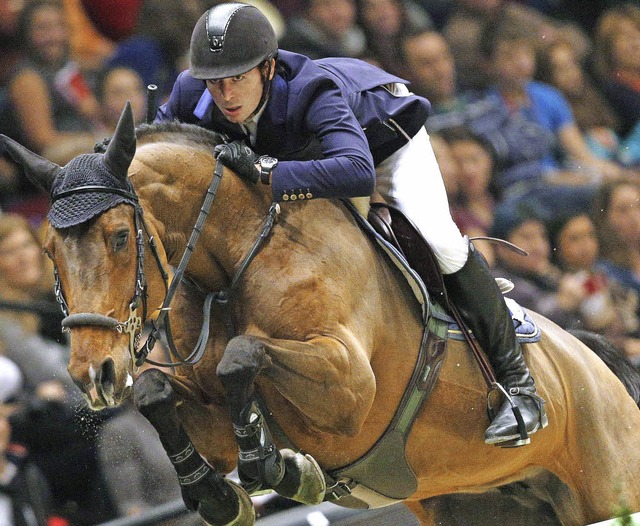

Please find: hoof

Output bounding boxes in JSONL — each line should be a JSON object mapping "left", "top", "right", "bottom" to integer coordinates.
{"left": 202, "top": 480, "right": 255, "bottom": 526}
{"left": 275, "top": 449, "right": 326, "bottom": 505}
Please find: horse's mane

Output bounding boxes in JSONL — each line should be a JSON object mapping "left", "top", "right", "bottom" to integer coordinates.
{"left": 135, "top": 121, "right": 226, "bottom": 152}
{"left": 569, "top": 329, "right": 640, "bottom": 407}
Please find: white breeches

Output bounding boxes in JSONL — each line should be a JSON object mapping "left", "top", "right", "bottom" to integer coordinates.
{"left": 375, "top": 126, "right": 469, "bottom": 274}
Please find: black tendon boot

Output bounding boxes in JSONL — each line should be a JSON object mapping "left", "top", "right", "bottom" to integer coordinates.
{"left": 234, "top": 401, "right": 285, "bottom": 495}
{"left": 233, "top": 400, "right": 326, "bottom": 505}
{"left": 443, "top": 243, "right": 548, "bottom": 446}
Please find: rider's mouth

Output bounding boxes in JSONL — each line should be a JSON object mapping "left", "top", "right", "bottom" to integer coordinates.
{"left": 223, "top": 106, "right": 242, "bottom": 117}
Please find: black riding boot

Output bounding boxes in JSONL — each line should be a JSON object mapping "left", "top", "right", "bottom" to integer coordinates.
{"left": 442, "top": 243, "right": 547, "bottom": 446}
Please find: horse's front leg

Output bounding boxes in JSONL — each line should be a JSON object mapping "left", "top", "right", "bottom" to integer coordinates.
{"left": 133, "top": 368, "right": 254, "bottom": 526}
{"left": 217, "top": 335, "right": 327, "bottom": 506}
{"left": 216, "top": 333, "right": 376, "bottom": 505}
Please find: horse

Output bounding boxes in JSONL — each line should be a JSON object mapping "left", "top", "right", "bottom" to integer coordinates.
{"left": 2, "top": 104, "right": 640, "bottom": 526}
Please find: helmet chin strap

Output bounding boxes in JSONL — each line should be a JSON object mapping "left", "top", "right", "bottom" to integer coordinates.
{"left": 246, "top": 58, "right": 274, "bottom": 121}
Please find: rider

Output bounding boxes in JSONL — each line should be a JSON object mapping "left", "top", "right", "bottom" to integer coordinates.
{"left": 156, "top": 2, "right": 546, "bottom": 450}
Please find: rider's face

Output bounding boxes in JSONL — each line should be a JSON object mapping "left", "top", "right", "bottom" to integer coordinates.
{"left": 206, "top": 60, "right": 274, "bottom": 124}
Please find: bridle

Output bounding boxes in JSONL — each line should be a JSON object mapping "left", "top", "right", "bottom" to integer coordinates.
{"left": 54, "top": 159, "right": 280, "bottom": 371}
{"left": 56, "top": 183, "right": 167, "bottom": 368}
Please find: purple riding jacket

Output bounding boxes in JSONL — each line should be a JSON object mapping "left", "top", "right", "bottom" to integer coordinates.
{"left": 156, "top": 50, "right": 430, "bottom": 202}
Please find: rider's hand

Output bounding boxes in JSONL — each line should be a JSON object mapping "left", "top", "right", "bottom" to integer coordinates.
{"left": 214, "top": 141, "right": 259, "bottom": 184}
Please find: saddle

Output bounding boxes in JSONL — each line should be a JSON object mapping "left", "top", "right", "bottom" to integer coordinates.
{"left": 366, "top": 202, "right": 447, "bottom": 301}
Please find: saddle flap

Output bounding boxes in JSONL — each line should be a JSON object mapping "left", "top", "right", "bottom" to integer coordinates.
{"left": 367, "top": 202, "right": 447, "bottom": 298}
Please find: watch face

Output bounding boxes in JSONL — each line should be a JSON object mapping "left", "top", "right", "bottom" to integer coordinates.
{"left": 260, "top": 156, "right": 278, "bottom": 169}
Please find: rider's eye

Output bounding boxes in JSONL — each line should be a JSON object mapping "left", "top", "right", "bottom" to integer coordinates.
{"left": 113, "top": 231, "right": 129, "bottom": 251}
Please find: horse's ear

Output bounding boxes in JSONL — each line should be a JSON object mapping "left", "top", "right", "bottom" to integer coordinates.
{"left": 103, "top": 101, "right": 136, "bottom": 180}
{"left": 0, "top": 134, "right": 61, "bottom": 193}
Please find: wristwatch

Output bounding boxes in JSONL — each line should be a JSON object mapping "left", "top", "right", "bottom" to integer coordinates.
{"left": 257, "top": 155, "right": 278, "bottom": 185}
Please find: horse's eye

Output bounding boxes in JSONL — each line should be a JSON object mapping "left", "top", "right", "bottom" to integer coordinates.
{"left": 113, "top": 231, "right": 129, "bottom": 251}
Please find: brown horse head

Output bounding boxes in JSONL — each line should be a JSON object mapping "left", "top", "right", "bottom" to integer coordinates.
{"left": 0, "top": 103, "right": 170, "bottom": 408}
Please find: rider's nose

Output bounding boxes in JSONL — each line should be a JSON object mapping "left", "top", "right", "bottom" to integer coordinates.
{"left": 219, "top": 80, "right": 234, "bottom": 101}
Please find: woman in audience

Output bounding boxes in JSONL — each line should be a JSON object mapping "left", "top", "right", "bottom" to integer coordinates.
{"left": 5, "top": 0, "right": 100, "bottom": 166}
{"left": 0, "top": 213, "right": 118, "bottom": 525}
{"left": 535, "top": 36, "right": 623, "bottom": 162}
{"left": 592, "top": 180, "right": 640, "bottom": 306}
{"left": 548, "top": 210, "right": 640, "bottom": 363}
{"left": 441, "top": 126, "right": 498, "bottom": 266}
{"left": 490, "top": 201, "right": 588, "bottom": 329}
{"left": 593, "top": 3, "right": 640, "bottom": 140}
{"left": 94, "top": 65, "right": 147, "bottom": 133}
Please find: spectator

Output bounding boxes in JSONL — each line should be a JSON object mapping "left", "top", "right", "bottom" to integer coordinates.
{"left": 441, "top": 0, "right": 590, "bottom": 91}
{"left": 279, "top": 0, "right": 367, "bottom": 59}
{"left": 402, "top": 29, "right": 470, "bottom": 113}
{"left": 0, "top": 0, "right": 100, "bottom": 224}
{"left": 94, "top": 66, "right": 147, "bottom": 133}
{"left": 535, "top": 36, "right": 623, "bottom": 162}
{"left": 355, "top": 0, "right": 432, "bottom": 78}
{"left": 593, "top": 3, "right": 640, "bottom": 140}
{"left": 478, "top": 25, "right": 622, "bottom": 209}
{"left": 103, "top": 0, "right": 203, "bottom": 98}
{"left": 3, "top": 0, "right": 100, "bottom": 164}
{"left": 592, "top": 180, "right": 640, "bottom": 307}
{"left": 0, "top": 358, "right": 55, "bottom": 526}
{"left": 403, "top": 28, "right": 615, "bottom": 213}
{"left": 441, "top": 126, "right": 497, "bottom": 266}
{"left": 547, "top": 210, "right": 640, "bottom": 363}
{"left": 0, "top": 213, "right": 118, "bottom": 525}
{"left": 490, "top": 201, "right": 587, "bottom": 329}
{"left": 429, "top": 131, "right": 460, "bottom": 203}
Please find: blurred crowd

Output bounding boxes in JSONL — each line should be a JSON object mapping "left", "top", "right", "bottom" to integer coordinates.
{"left": 1, "top": 0, "right": 640, "bottom": 524}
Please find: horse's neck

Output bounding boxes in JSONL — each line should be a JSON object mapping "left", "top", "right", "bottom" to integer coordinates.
{"left": 131, "top": 143, "right": 273, "bottom": 288}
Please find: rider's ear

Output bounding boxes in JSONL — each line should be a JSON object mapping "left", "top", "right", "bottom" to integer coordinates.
{"left": 268, "top": 58, "right": 276, "bottom": 81}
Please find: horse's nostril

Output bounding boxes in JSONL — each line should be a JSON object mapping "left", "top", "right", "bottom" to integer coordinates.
{"left": 99, "top": 357, "right": 116, "bottom": 389}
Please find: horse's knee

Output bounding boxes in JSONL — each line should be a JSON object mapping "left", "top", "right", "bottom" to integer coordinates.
{"left": 216, "top": 335, "right": 270, "bottom": 390}
{"left": 133, "top": 368, "right": 176, "bottom": 421}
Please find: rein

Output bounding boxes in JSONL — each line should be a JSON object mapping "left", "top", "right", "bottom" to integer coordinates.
{"left": 54, "top": 159, "right": 280, "bottom": 371}
{"left": 138, "top": 160, "right": 280, "bottom": 368}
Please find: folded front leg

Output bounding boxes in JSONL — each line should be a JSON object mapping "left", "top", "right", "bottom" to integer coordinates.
{"left": 216, "top": 332, "right": 375, "bottom": 503}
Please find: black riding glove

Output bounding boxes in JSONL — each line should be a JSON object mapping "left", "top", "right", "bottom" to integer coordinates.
{"left": 214, "top": 141, "right": 259, "bottom": 183}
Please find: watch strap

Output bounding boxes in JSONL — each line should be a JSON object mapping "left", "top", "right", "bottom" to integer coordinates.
{"left": 258, "top": 155, "right": 277, "bottom": 185}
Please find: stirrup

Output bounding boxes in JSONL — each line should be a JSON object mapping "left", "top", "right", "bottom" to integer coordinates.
{"left": 485, "top": 383, "right": 548, "bottom": 448}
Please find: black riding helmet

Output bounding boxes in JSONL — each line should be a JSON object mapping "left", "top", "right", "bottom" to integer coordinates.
{"left": 189, "top": 2, "right": 278, "bottom": 80}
